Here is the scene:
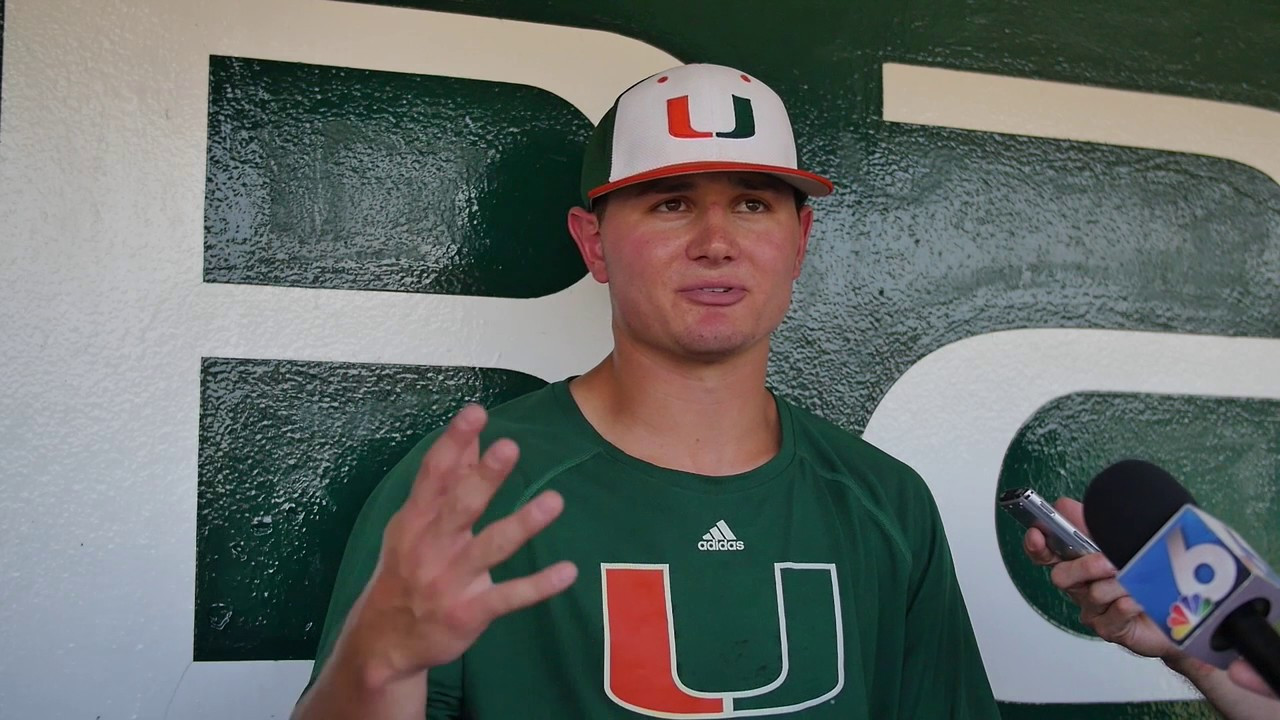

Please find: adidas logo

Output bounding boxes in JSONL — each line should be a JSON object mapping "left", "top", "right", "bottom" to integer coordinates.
{"left": 698, "top": 520, "right": 745, "bottom": 551}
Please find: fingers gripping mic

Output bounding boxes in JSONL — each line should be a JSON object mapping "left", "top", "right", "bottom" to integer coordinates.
{"left": 1083, "top": 460, "right": 1280, "bottom": 696}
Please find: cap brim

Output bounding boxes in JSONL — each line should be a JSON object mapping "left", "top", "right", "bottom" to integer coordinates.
{"left": 587, "top": 161, "right": 834, "bottom": 203}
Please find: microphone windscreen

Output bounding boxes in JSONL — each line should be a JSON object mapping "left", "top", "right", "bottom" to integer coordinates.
{"left": 1083, "top": 459, "right": 1198, "bottom": 567}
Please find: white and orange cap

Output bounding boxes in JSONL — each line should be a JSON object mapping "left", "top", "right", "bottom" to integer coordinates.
{"left": 580, "top": 63, "right": 834, "bottom": 207}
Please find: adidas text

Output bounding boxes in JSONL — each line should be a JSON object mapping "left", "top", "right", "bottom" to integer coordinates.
{"left": 698, "top": 539, "right": 745, "bottom": 551}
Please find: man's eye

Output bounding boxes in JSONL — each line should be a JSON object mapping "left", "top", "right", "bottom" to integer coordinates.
{"left": 740, "top": 199, "right": 768, "bottom": 212}
{"left": 656, "top": 199, "right": 686, "bottom": 212}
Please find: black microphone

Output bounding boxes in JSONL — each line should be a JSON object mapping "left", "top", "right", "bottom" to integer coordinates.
{"left": 1083, "top": 460, "right": 1280, "bottom": 696}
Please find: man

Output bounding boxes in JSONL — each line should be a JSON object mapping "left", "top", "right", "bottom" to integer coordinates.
{"left": 294, "top": 63, "right": 999, "bottom": 719}
{"left": 1024, "top": 498, "right": 1280, "bottom": 719}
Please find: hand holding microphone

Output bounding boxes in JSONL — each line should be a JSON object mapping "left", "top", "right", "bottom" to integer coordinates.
{"left": 1021, "top": 498, "right": 1178, "bottom": 660}
{"left": 1019, "top": 461, "right": 1280, "bottom": 717}
{"left": 1082, "top": 460, "right": 1280, "bottom": 697}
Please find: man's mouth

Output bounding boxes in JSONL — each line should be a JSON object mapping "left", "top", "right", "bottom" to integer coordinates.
{"left": 680, "top": 286, "right": 747, "bottom": 305}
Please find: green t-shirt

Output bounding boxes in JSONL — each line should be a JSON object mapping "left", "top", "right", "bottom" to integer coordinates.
{"left": 309, "top": 380, "right": 999, "bottom": 718}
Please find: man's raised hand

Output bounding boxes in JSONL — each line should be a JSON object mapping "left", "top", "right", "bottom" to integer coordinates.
{"left": 332, "top": 404, "right": 577, "bottom": 690}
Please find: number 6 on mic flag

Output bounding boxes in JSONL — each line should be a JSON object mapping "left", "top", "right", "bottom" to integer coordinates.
{"left": 1119, "top": 505, "right": 1280, "bottom": 667}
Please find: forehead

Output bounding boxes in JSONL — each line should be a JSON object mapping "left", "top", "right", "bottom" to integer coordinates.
{"left": 612, "top": 172, "right": 794, "bottom": 199}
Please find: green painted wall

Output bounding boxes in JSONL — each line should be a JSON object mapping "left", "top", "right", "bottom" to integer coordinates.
{"left": 196, "top": 1, "right": 1279, "bottom": 717}
{"left": 204, "top": 56, "right": 590, "bottom": 297}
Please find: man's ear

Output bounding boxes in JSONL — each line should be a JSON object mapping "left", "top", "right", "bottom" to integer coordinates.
{"left": 567, "top": 206, "right": 609, "bottom": 283}
{"left": 793, "top": 204, "right": 814, "bottom": 279}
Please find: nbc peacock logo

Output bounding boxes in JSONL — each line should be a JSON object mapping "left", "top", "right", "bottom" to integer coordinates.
{"left": 1167, "top": 594, "right": 1214, "bottom": 641}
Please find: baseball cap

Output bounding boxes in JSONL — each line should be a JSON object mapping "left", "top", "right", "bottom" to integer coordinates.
{"left": 580, "top": 63, "right": 834, "bottom": 207}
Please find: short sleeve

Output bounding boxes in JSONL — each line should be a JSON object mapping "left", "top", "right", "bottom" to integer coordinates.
{"left": 898, "top": 488, "right": 1001, "bottom": 718}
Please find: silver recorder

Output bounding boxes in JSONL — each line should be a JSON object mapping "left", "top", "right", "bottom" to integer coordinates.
{"left": 999, "top": 487, "right": 1101, "bottom": 560}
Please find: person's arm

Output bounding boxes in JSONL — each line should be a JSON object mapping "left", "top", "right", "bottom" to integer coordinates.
{"left": 293, "top": 405, "right": 578, "bottom": 720}
{"left": 1024, "top": 498, "right": 1279, "bottom": 720}
{"left": 293, "top": 639, "right": 426, "bottom": 720}
{"left": 1162, "top": 654, "right": 1280, "bottom": 719}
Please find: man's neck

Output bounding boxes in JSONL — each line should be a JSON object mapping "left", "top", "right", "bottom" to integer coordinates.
{"left": 568, "top": 341, "right": 780, "bottom": 477}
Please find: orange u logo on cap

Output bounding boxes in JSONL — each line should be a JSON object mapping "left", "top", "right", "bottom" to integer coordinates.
{"left": 666, "top": 95, "right": 756, "bottom": 140}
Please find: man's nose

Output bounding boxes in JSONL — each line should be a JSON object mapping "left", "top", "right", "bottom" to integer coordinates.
{"left": 687, "top": 207, "right": 738, "bottom": 263}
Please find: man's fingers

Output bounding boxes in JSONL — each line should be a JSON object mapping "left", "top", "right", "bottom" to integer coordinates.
{"left": 1023, "top": 527, "right": 1060, "bottom": 566}
{"left": 456, "top": 491, "right": 564, "bottom": 575}
{"left": 1079, "top": 592, "right": 1140, "bottom": 627}
{"left": 435, "top": 438, "right": 520, "bottom": 532}
{"left": 1066, "top": 577, "right": 1129, "bottom": 611}
{"left": 409, "top": 405, "right": 488, "bottom": 507}
{"left": 1227, "top": 658, "right": 1277, "bottom": 699}
{"left": 1081, "top": 597, "right": 1146, "bottom": 644}
{"left": 474, "top": 560, "right": 579, "bottom": 622}
{"left": 1050, "top": 552, "right": 1117, "bottom": 591}
{"left": 463, "top": 435, "right": 481, "bottom": 470}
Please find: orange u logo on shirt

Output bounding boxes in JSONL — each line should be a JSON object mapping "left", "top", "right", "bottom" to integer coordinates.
{"left": 601, "top": 563, "right": 845, "bottom": 718}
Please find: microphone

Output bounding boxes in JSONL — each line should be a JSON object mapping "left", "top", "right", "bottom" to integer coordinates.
{"left": 1083, "top": 460, "right": 1280, "bottom": 696}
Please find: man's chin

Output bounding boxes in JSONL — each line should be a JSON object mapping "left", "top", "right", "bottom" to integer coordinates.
{"left": 675, "top": 333, "right": 762, "bottom": 361}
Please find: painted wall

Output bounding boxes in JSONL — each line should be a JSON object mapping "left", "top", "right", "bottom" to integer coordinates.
{"left": 0, "top": 0, "right": 1276, "bottom": 718}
